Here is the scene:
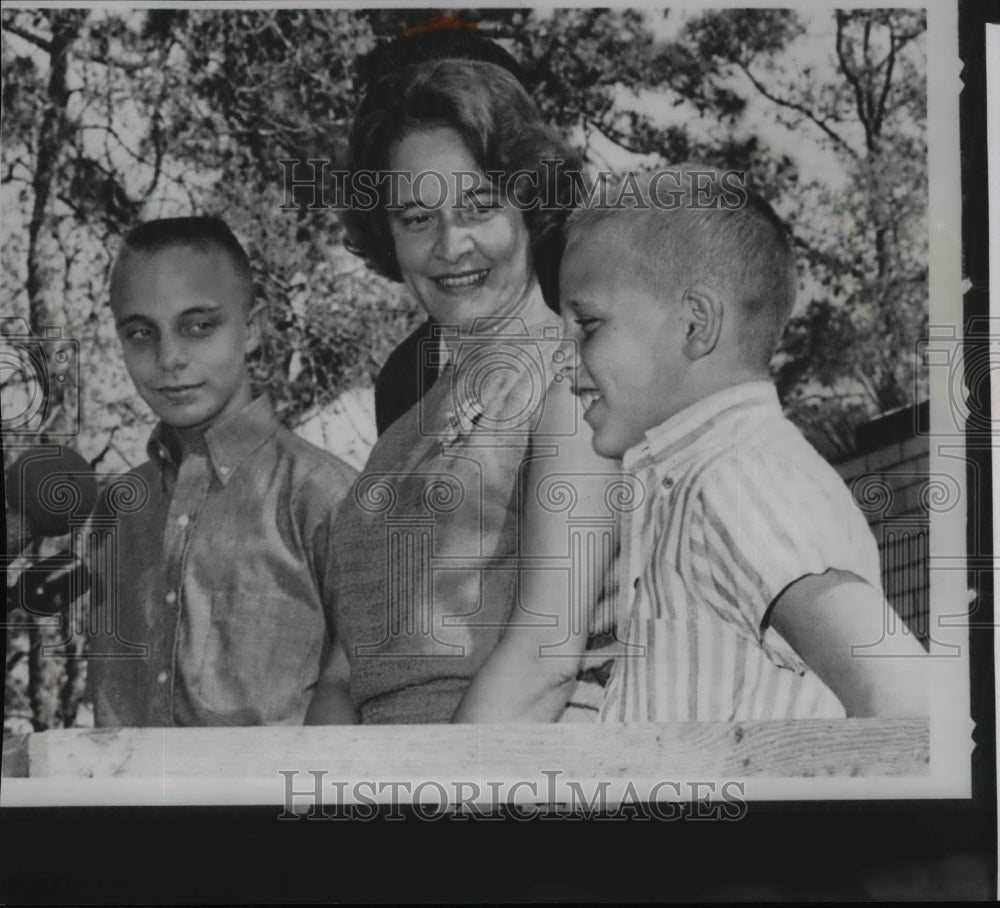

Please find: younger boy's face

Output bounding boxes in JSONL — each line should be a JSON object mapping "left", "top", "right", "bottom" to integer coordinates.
{"left": 111, "top": 246, "right": 260, "bottom": 436}
{"left": 560, "top": 229, "right": 690, "bottom": 459}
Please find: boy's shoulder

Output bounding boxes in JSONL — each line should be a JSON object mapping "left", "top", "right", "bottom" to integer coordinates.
{"left": 93, "top": 458, "right": 161, "bottom": 518}
{"left": 689, "top": 410, "right": 862, "bottom": 526}
{"left": 269, "top": 423, "right": 358, "bottom": 493}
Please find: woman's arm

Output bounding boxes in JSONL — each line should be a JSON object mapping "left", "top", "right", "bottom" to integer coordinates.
{"left": 453, "top": 374, "right": 622, "bottom": 723}
{"left": 304, "top": 636, "right": 357, "bottom": 724}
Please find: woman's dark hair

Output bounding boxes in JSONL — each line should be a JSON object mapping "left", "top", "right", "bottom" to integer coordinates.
{"left": 342, "top": 58, "right": 581, "bottom": 310}
{"left": 354, "top": 30, "right": 527, "bottom": 94}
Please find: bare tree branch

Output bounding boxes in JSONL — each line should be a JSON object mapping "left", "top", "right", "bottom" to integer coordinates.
{"left": 27, "top": 10, "right": 84, "bottom": 337}
{"left": 89, "top": 426, "right": 120, "bottom": 469}
{"left": 1, "top": 20, "right": 52, "bottom": 53}
{"left": 734, "top": 56, "right": 860, "bottom": 160}
{"left": 835, "top": 12, "right": 874, "bottom": 153}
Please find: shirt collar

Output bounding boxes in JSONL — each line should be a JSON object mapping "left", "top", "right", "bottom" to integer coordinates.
{"left": 146, "top": 396, "right": 279, "bottom": 486}
{"left": 623, "top": 380, "right": 780, "bottom": 471}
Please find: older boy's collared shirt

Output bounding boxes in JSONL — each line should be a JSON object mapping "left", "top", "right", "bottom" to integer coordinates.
{"left": 87, "top": 396, "right": 357, "bottom": 727}
{"left": 600, "top": 381, "right": 883, "bottom": 722}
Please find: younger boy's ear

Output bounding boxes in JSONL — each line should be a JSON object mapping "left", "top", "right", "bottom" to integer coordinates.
{"left": 681, "top": 283, "right": 723, "bottom": 360}
{"left": 245, "top": 297, "right": 265, "bottom": 355}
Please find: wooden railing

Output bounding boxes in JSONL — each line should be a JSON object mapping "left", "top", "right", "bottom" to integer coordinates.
{"left": 4, "top": 718, "right": 928, "bottom": 781}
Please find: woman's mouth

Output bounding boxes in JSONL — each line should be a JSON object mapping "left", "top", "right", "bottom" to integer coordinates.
{"left": 434, "top": 269, "right": 489, "bottom": 290}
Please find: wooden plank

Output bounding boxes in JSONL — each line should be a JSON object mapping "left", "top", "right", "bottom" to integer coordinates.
{"left": 2, "top": 733, "right": 30, "bottom": 778}
{"left": 25, "top": 719, "right": 928, "bottom": 781}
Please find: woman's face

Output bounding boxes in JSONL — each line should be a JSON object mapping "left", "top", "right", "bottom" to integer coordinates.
{"left": 387, "top": 127, "right": 533, "bottom": 331}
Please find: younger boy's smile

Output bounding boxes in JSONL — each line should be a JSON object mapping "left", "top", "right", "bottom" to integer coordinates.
{"left": 572, "top": 385, "right": 604, "bottom": 420}
{"left": 560, "top": 229, "right": 691, "bottom": 459}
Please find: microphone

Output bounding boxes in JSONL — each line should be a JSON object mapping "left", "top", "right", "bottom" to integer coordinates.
{"left": 7, "top": 448, "right": 98, "bottom": 542}
{"left": 5, "top": 448, "right": 98, "bottom": 616}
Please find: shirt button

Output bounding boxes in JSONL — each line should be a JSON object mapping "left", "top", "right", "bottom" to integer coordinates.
{"left": 157, "top": 671, "right": 168, "bottom": 684}
{"left": 165, "top": 591, "right": 177, "bottom": 604}
{"left": 177, "top": 514, "right": 190, "bottom": 527}
{"left": 218, "top": 465, "right": 230, "bottom": 476}
{"left": 661, "top": 476, "right": 674, "bottom": 490}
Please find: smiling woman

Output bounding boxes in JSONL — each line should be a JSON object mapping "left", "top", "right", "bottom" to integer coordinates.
{"left": 387, "top": 127, "right": 534, "bottom": 334}
{"left": 306, "top": 57, "right": 621, "bottom": 726}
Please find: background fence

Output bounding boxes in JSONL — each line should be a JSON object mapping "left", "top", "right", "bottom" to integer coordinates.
{"left": 837, "top": 401, "right": 930, "bottom": 647}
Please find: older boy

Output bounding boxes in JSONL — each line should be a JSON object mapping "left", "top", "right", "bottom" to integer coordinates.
{"left": 88, "top": 216, "right": 357, "bottom": 726}
{"left": 461, "top": 171, "right": 926, "bottom": 722}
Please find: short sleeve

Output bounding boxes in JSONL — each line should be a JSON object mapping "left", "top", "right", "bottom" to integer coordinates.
{"left": 695, "top": 437, "right": 882, "bottom": 666}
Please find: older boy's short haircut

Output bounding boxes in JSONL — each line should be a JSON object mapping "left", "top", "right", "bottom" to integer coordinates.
{"left": 113, "top": 216, "right": 253, "bottom": 306}
{"left": 565, "top": 168, "right": 797, "bottom": 367}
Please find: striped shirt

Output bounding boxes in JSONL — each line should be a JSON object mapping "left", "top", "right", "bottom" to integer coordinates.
{"left": 599, "top": 381, "right": 883, "bottom": 722}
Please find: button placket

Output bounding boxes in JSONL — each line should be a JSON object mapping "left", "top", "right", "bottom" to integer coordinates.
{"left": 157, "top": 450, "right": 211, "bottom": 725}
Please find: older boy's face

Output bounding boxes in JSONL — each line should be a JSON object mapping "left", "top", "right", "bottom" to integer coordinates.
{"left": 560, "top": 229, "right": 689, "bottom": 459}
{"left": 111, "top": 246, "right": 260, "bottom": 435}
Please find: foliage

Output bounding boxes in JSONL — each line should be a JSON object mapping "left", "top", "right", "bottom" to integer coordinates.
{"left": 677, "top": 9, "right": 928, "bottom": 455}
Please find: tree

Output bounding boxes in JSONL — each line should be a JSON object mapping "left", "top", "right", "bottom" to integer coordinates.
{"left": 677, "top": 9, "right": 928, "bottom": 457}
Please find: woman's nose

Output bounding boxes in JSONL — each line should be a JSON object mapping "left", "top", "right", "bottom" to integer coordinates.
{"left": 433, "top": 220, "right": 474, "bottom": 263}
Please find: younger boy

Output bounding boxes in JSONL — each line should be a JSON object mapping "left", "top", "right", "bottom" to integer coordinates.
{"left": 88, "top": 216, "right": 357, "bottom": 726}
{"left": 461, "top": 171, "right": 926, "bottom": 722}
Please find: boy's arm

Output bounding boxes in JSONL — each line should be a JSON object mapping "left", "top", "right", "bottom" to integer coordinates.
{"left": 769, "top": 569, "right": 927, "bottom": 717}
{"left": 305, "top": 636, "right": 357, "bottom": 724}
{"left": 453, "top": 375, "right": 621, "bottom": 723}
{"left": 305, "top": 461, "right": 360, "bottom": 726}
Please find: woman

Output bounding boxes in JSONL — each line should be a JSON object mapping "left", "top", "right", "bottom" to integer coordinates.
{"left": 310, "top": 58, "right": 619, "bottom": 725}
{"left": 355, "top": 31, "right": 531, "bottom": 436}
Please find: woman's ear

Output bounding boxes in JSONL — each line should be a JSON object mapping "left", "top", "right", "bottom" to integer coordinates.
{"left": 681, "top": 282, "right": 723, "bottom": 360}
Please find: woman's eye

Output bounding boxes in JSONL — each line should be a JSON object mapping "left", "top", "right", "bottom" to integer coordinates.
{"left": 398, "top": 209, "right": 433, "bottom": 231}
{"left": 575, "top": 316, "right": 599, "bottom": 335}
{"left": 463, "top": 198, "right": 500, "bottom": 221}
